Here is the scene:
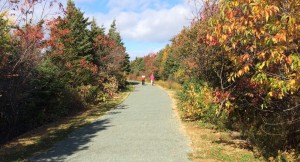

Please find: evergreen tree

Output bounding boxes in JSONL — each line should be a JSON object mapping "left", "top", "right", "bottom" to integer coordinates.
{"left": 64, "top": 0, "right": 92, "bottom": 60}
{"left": 108, "top": 20, "right": 123, "bottom": 46}
{"left": 89, "top": 18, "right": 106, "bottom": 66}
{"left": 108, "top": 20, "right": 130, "bottom": 74}
{"left": 90, "top": 18, "right": 105, "bottom": 41}
{"left": 130, "top": 57, "right": 145, "bottom": 75}
{"left": 0, "top": 16, "right": 11, "bottom": 68}
{"left": 122, "top": 53, "right": 131, "bottom": 74}
{"left": 107, "top": 20, "right": 130, "bottom": 74}
{"left": 48, "top": 0, "right": 94, "bottom": 86}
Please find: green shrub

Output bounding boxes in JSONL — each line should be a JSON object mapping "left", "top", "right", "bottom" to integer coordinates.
{"left": 177, "top": 79, "right": 226, "bottom": 127}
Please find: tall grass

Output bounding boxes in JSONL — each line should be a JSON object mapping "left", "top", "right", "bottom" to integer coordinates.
{"left": 155, "top": 80, "right": 181, "bottom": 90}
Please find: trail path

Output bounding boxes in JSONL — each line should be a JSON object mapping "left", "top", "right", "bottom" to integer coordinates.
{"left": 31, "top": 82, "right": 191, "bottom": 162}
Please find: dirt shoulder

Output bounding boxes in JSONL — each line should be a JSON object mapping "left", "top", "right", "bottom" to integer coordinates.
{"left": 157, "top": 84, "right": 263, "bottom": 162}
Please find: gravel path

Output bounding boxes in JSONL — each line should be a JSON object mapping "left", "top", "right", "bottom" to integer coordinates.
{"left": 31, "top": 82, "right": 191, "bottom": 162}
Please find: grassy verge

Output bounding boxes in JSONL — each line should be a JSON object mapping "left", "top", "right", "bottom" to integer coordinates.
{"left": 155, "top": 80, "right": 181, "bottom": 91}
{"left": 156, "top": 80, "right": 263, "bottom": 162}
{"left": 0, "top": 85, "right": 134, "bottom": 162}
{"left": 186, "top": 121, "right": 263, "bottom": 162}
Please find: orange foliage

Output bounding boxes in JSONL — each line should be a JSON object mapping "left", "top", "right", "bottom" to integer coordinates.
{"left": 143, "top": 53, "right": 158, "bottom": 77}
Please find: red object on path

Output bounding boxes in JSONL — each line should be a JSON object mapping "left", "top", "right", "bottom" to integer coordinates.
{"left": 150, "top": 74, "right": 155, "bottom": 81}
{"left": 150, "top": 74, "right": 155, "bottom": 85}
{"left": 142, "top": 75, "right": 146, "bottom": 85}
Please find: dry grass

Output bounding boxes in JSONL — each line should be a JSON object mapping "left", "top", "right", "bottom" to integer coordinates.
{"left": 156, "top": 80, "right": 181, "bottom": 90}
{"left": 0, "top": 86, "right": 133, "bottom": 162}
{"left": 185, "top": 121, "right": 264, "bottom": 162}
{"left": 158, "top": 80, "right": 263, "bottom": 162}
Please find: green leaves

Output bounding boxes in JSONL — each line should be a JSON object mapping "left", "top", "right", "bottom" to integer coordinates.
{"left": 0, "top": 16, "right": 11, "bottom": 68}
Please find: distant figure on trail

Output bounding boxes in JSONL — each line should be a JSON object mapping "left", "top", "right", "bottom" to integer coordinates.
{"left": 141, "top": 75, "right": 146, "bottom": 85}
{"left": 150, "top": 73, "right": 155, "bottom": 86}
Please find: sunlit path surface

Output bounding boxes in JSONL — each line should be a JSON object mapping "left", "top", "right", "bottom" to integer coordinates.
{"left": 31, "top": 82, "right": 191, "bottom": 162}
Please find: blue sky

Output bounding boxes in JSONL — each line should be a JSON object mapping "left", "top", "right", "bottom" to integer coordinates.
{"left": 70, "top": 0, "right": 194, "bottom": 59}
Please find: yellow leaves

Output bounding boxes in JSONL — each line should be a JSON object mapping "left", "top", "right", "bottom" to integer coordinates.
{"left": 271, "top": 6, "right": 279, "bottom": 13}
{"left": 221, "top": 34, "right": 227, "bottom": 42}
{"left": 265, "top": 11, "right": 269, "bottom": 22}
{"left": 228, "top": 24, "right": 234, "bottom": 33}
{"left": 269, "top": 47, "right": 287, "bottom": 63}
{"left": 258, "top": 52, "right": 266, "bottom": 59}
{"left": 289, "top": 79, "right": 296, "bottom": 86}
{"left": 225, "top": 102, "right": 232, "bottom": 109}
{"left": 296, "top": 24, "right": 300, "bottom": 30}
{"left": 258, "top": 62, "right": 266, "bottom": 70}
{"left": 203, "top": 0, "right": 300, "bottom": 112}
{"left": 243, "top": 64, "right": 250, "bottom": 72}
{"left": 267, "top": 90, "right": 282, "bottom": 100}
{"left": 289, "top": 78, "right": 300, "bottom": 88}
{"left": 237, "top": 70, "right": 243, "bottom": 77}
{"left": 249, "top": 20, "right": 254, "bottom": 27}
{"left": 159, "top": 46, "right": 169, "bottom": 76}
{"left": 265, "top": 5, "right": 279, "bottom": 22}
{"left": 249, "top": 45, "right": 255, "bottom": 52}
{"left": 206, "top": 34, "right": 213, "bottom": 42}
{"left": 232, "top": 1, "right": 239, "bottom": 7}
{"left": 248, "top": 2, "right": 280, "bottom": 23}
{"left": 272, "top": 33, "right": 287, "bottom": 43}
{"left": 251, "top": 5, "right": 259, "bottom": 15}
{"left": 286, "top": 56, "right": 293, "bottom": 65}
{"left": 217, "top": 23, "right": 221, "bottom": 35}
{"left": 232, "top": 42, "right": 236, "bottom": 49}
{"left": 279, "top": 33, "right": 287, "bottom": 42}
{"left": 228, "top": 73, "right": 235, "bottom": 82}
{"left": 244, "top": 66, "right": 250, "bottom": 74}
{"left": 237, "top": 64, "right": 250, "bottom": 77}
{"left": 239, "top": 53, "right": 250, "bottom": 62}
{"left": 288, "top": 17, "right": 296, "bottom": 26}
{"left": 268, "top": 92, "right": 273, "bottom": 97}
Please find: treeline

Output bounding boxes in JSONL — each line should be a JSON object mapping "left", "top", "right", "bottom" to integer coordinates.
{"left": 130, "top": 0, "right": 300, "bottom": 160}
{"left": 0, "top": 0, "right": 129, "bottom": 144}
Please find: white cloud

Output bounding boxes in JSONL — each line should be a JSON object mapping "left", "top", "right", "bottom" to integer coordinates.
{"left": 88, "top": 1, "right": 193, "bottom": 43}
{"left": 124, "top": 5, "right": 191, "bottom": 42}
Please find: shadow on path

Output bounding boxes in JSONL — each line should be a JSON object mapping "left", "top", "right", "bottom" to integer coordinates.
{"left": 106, "top": 104, "right": 128, "bottom": 115}
{"left": 31, "top": 118, "right": 111, "bottom": 162}
{"left": 31, "top": 104, "right": 130, "bottom": 161}
{"left": 127, "top": 81, "right": 140, "bottom": 85}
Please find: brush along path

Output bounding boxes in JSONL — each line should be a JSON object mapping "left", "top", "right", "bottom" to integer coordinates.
{"left": 31, "top": 82, "right": 191, "bottom": 162}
